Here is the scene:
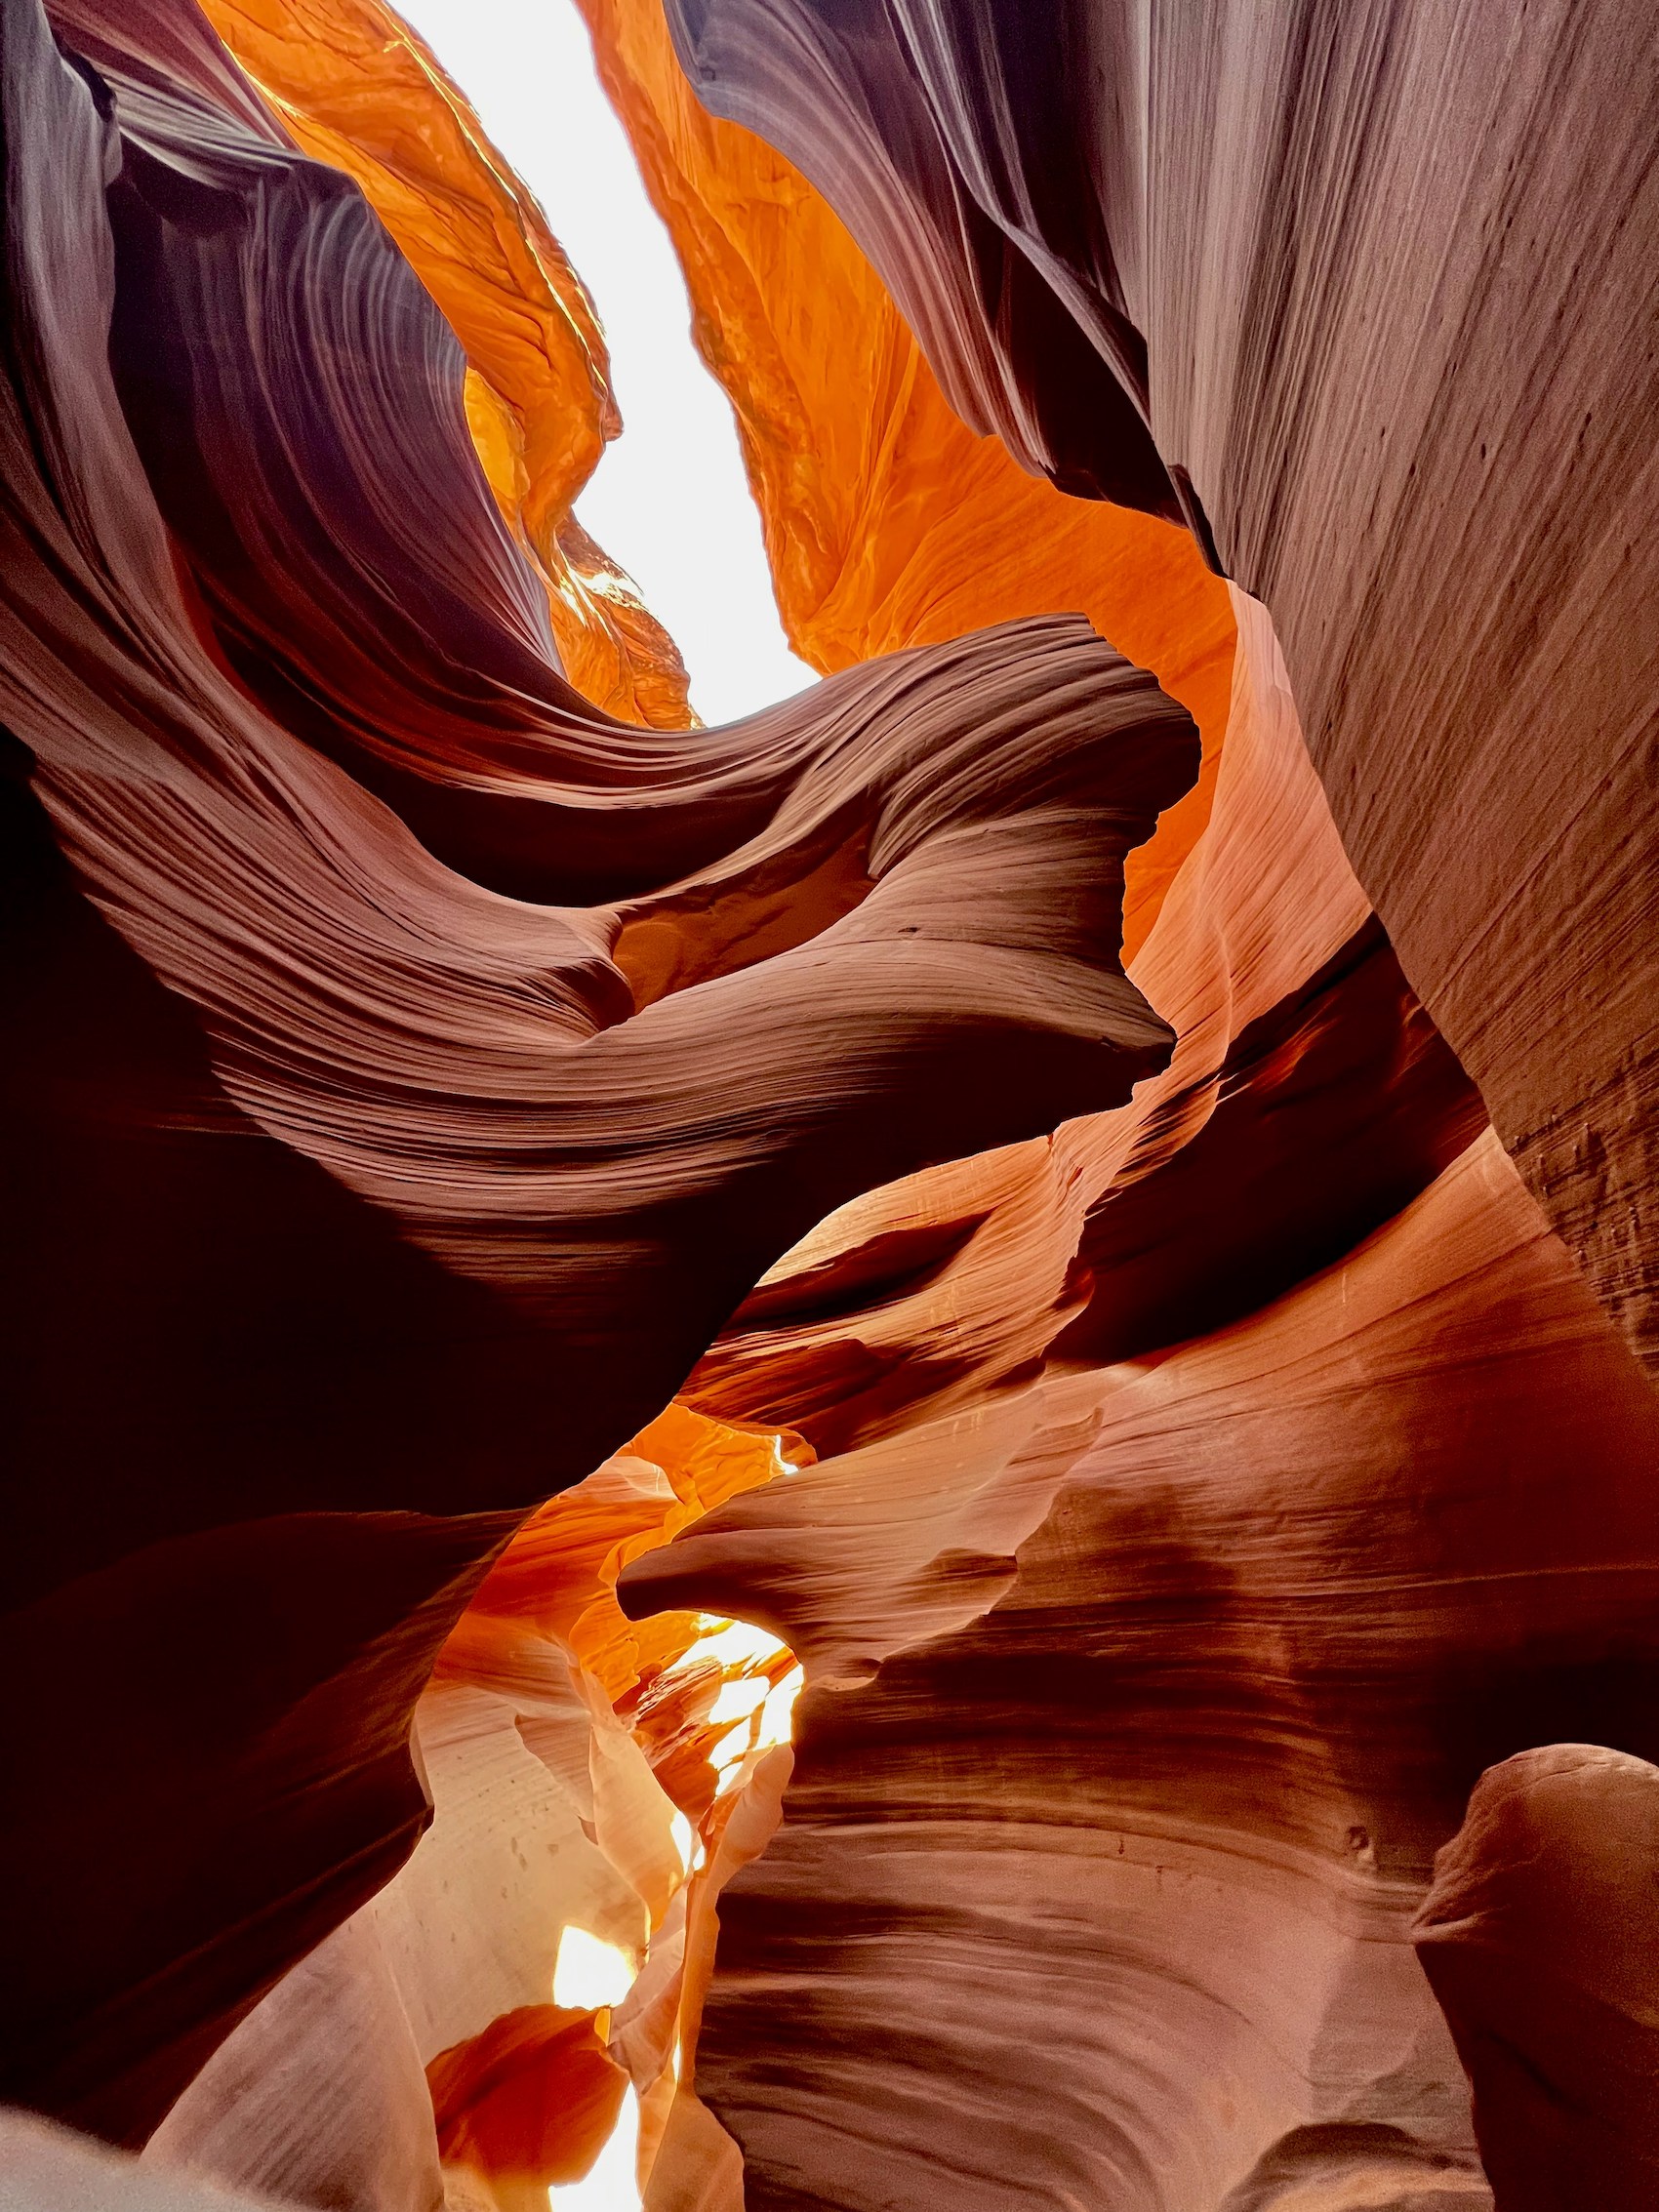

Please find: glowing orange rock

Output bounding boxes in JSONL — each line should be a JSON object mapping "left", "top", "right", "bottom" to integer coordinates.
{"left": 421, "top": 1409, "right": 810, "bottom": 2208}
{"left": 427, "top": 2003, "right": 627, "bottom": 2207}
{"left": 437, "top": 1405, "right": 808, "bottom": 1706}
{"left": 201, "top": 0, "right": 694, "bottom": 728}
{"left": 574, "top": 0, "right": 1234, "bottom": 957}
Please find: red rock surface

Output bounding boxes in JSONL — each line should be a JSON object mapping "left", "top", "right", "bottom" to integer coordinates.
{"left": 1414, "top": 1747, "right": 1659, "bottom": 2211}
{"left": 663, "top": 0, "right": 1659, "bottom": 1380}
{"left": 0, "top": 0, "right": 1655, "bottom": 2206}
{"left": 0, "top": 0, "right": 1193, "bottom": 2141}
{"left": 426, "top": 2005, "right": 627, "bottom": 2201}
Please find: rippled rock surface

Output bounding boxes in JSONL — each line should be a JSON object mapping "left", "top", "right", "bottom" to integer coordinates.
{"left": 1, "top": 1, "right": 1655, "bottom": 2208}
{"left": 0, "top": 0, "right": 1193, "bottom": 2138}
{"left": 665, "top": 0, "right": 1659, "bottom": 1379}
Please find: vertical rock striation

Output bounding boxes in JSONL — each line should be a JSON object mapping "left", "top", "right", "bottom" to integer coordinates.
{"left": 660, "top": 0, "right": 1659, "bottom": 1376}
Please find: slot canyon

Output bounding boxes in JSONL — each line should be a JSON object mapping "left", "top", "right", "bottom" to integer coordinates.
{"left": 0, "top": 0, "right": 1655, "bottom": 2207}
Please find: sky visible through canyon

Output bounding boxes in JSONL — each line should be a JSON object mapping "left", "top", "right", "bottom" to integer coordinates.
{"left": 396, "top": 0, "right": 814, "bottom": 724}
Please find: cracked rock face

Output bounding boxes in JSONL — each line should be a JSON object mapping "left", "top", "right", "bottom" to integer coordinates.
{"left": 1, "top": 1, "right": 1655, "bottom": 2209}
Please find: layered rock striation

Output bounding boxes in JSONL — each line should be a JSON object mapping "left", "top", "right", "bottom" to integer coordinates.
{"left": 664, "top": 0, "right": 1659, "bottom": 1378}
{"left": 0, "top": 0, "right": 1194, "bottom": 2140}
{"left": 1, "top": 0, "right": 1655, "bottom": 2208}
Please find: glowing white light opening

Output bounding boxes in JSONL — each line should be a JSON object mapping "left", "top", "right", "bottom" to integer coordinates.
{"left": 668, "top": 1808, "right": 701, "bottom": 1876}
{"left": 552, "top": 1926, "right": 636, "bottom": 2012}
{"left": 760, "top": 1666, "right": 805, "bottom": 1746}
{"left": 547, "top": 2084, "right": 641, "bottom": 2212}
{"left": 707, "top": 1671, "right": 771, "bottom": 1728}
{"left": 674, "top": 1614, "right": 789, "bottom": 1676}
{"left": 658, "top": 1615, "right": 805, "bottom": 1798}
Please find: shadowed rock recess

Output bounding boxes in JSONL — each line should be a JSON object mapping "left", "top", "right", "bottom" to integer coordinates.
{"left": 0, "top": 1, "right": 1653, "bottom": 2210}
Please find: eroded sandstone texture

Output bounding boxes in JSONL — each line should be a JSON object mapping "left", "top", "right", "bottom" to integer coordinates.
{"left": 663, "top": 0, "right": 1659, "bottom": 1377}
{"left": 1, "top": 1, "right": 1655, "bottom": 2209}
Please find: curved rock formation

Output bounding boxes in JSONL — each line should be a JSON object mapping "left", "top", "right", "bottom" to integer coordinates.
{"left": 0, "top": 0, "right": 1194, "bottom": 2141}
{"left": 573, "top": 0, "right": 1237, "bottom": 960}
{"left": 619, "top": 611, "right": 1659, "bottom": 2210}
{"left": 135, "top": 1408, "right": 808, "bottom": 2212}
{"left": 2, "top": 0, "right": 1655, "bottom": 2204}
{"left": 187, "top": 0, "right": 693, "bottom": 729}
{"left": 1414, "top": 1746, "right": 1659, "bottom": 2212}
{"left": 659, "top": 0, "right": 1185, "bottom": 522}
{"left": 633, "top": 1134, "right": 1659, "bottom": 2209}
{"left": 662, "top": 0, "right": 1659, "bottom": 1378}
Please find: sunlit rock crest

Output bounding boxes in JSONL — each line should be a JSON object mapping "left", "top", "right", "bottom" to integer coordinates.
{"left": 196, "top": 0, "right": 696, "bottom": 729}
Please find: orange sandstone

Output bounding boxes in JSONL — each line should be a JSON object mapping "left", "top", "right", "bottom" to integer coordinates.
{"left": 574, "top": 0, "right": 1234, "bottom": 955}
{"left": 202, "top": 0, "right": 694, "bottom": 726}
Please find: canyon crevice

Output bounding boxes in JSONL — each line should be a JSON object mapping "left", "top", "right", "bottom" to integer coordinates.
{"left": 1, "top": 1, "right": 1655, "bottom": 2209}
